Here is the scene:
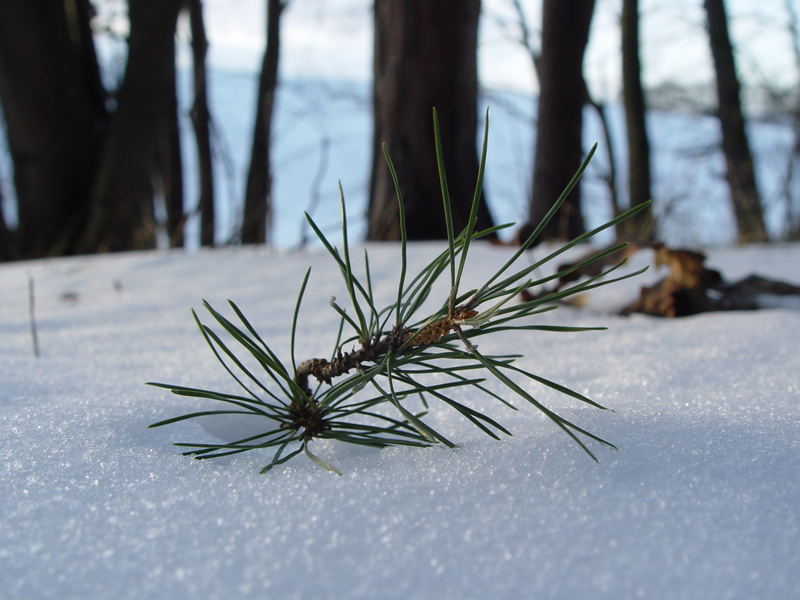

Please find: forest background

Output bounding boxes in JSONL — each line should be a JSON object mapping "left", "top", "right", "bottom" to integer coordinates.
{"left": 0, "top": 0, "right": 798, "bottom": 260}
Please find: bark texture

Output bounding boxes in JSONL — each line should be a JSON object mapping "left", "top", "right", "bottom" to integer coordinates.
{"left": 80, "top": 0, "right": 183, "bottom": 252}
{"left": 529, "top": 0, "right": 596, "bottom": 241}
{"left": 0, "top": 178, "right": 10, "bottom": 260}
{"left": 0, "top": 0, "right": 107, "bottom": 257}
{"left": 620, "top": 0, "right": 654, "bottom": 240}
{"left": 242, "top": 0, "right": 284, "bottom": 245}
{"left": 703, "top": 0, "right": 767, "bottom": 242}
{"left": 189, "top": 0, "right": 216, "bottom": 247}
{"left": 161, "top": 48, "right": 185, "bottom": 248}
{"left": 368, "top": 0, "right": 493, "bottom": 240}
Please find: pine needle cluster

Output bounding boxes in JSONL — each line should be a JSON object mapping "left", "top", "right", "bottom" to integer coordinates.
{"left": 149, "top": 109, "right": 648, "bottom": 474}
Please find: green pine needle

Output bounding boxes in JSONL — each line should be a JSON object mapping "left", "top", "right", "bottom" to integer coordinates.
{"left": 149, "top": 108, "right": 650, "bottom": 474}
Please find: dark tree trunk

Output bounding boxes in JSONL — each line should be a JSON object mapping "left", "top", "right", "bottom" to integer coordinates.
{"left": 0, "top": 178, "right": 11, "bottom": 260}
{"left": 79, "top": 0, "right": 183, "bottom": 253}
{"left": 510, "top": 0, "right": 619, "bottom": 241}
{"left": 783, "top": 0, "right": 800, "bottom": 239}
{"left": 703, "top": 0, "right": 767, "bottom": 243}
{"left": 620, "top": 0, "right": 654, "bottom": 240}
{"left": 368, "top": 0, "right": 493, "bottom": 240}
{"left": 189, "top": 0, "right": 216, "bottom": 247}
{"left": 530, "top": 0, "right": 596, "bottom": 241}
{"left": 0, "top": 0, "right": 107, "bottom": 258}
{"left": 242, "top": 0, "right": 284, "bottom": 245}
{"left": 160, "top": 45, "right": 184, "bottom": 248}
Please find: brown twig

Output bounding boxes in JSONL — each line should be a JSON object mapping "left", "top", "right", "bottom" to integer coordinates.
{"left": 295, "top": 326, "right": 409, "bottom": 397}
{"left": 28, "top": 275, "right": 40, "bottom": 358}
{"left": 294, "top": 307, "right": 478, "bottom": 397}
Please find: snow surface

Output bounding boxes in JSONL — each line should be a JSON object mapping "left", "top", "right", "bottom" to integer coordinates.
{"left": 1, "top": 242, "right": 799, "bottom": 599}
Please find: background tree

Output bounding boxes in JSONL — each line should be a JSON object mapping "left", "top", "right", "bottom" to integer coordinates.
{"left": 368, "top": 0, "right": 494, "bottom": 241}
{"left": 783, "top": 0, "right": 800, "bottom": 239}
{"left": 159, "top": 36, "right": 185, "bottom": 248}
{"left": 0, "top": 0, "right": 184, "bottom": 257}
{"left": 0, "top": 0, "right": 107, "bottom": 258}
{"left": 703, "top": 0, "right": 767, "bottom": 242}
{"left": 0, "top": 167, "right": 10, "bottom": 259}
{"left": 80, "top": 0, "right": 183, "bottom": 252}
{"left": 619, "top": 0, "right": 654, "bottom": 240}
{"left": 529, "top": 0, "right": 596, "bottom": 241}
{"left": 504, "top": 0, "right": 620, "bottom": 238}
{"left": 242, "top": 0, "right": 285, "bottom": 245}
{"left": 188, "top": 0, "right": 216, "bottom": 247}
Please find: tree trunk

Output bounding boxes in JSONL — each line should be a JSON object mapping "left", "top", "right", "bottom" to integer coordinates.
{"left": 368, "top": 0, "right": 493, "bottom": 240}
{"left": 510, "top": 0, "right": 619, "bottom": 242}
{"left": 189, "top": 0, "right": 216, "bottom": 247}
{"left": 620, "top": 0, "right": 654, "bottom": 241}
{"left": 703, "top": 0, "right": 767, "bottom": 243}
{"left": 160, "top": 45, "right": 184, "bottom": 248}
{"left": 0, "top": 0, "right": 107, "bottom": 258}
{"left": 783, "top": 0, "right": 800, "bottom": 239}
{"left": 242, "top": 0, "right": 284, "bottom": 245}
{"left": 79, "top": 0, "right": 182, "bottom": 253}
{"left": 0, "top": 177, "right": 11, "bottom": 260}
{"left": 530, "top": 0, "right": 596, "bottom": 241}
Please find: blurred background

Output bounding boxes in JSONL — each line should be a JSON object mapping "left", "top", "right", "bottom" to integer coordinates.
{"left": 0, "top": 0, "right": 798, "bottom": 260}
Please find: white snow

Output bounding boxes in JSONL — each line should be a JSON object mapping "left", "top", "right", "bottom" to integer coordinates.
{"left": 2, "top": 241, "right": 799, "bottom": 599}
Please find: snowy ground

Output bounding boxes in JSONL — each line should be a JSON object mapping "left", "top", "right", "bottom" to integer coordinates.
{"left": 1, "top": 241, "right": 799, "bottom": 599}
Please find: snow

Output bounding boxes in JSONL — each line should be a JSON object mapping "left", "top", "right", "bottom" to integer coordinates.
{"left": 2, "top": 241, "right": 799, "bottom": 599}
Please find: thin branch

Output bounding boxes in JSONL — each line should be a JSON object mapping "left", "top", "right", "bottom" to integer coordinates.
{"left": 28, "top": 275, "right": 40, "bottom": 357}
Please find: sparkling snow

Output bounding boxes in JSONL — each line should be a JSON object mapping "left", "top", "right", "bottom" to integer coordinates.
{"left": 1, "top": 242, "right": 798, "bottom": 599}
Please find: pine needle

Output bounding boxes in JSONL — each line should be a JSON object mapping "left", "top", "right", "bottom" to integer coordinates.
{"left": 149, "top": 109, "right": 649, "bottom": 474}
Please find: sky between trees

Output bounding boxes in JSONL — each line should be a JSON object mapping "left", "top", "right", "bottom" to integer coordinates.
{"left": 190, "top": 0, "right": 798, "bottom": 100}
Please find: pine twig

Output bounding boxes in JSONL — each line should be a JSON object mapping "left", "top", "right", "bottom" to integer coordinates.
{"left": 149, "top": 108, "right": 650, "bottom": 474}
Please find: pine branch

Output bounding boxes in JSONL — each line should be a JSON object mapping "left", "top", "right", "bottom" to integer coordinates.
{"left": 149, "top": 108, "right": 650, "bottom": 474}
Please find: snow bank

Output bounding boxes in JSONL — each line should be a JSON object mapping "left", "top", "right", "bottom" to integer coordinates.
{"left": 1, "top": 242, "right": 798, "bottom": 599}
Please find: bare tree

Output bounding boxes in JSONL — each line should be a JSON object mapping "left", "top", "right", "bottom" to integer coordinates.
{"left": 79, "top": 0, "right": 184, "bottom": 253}
{"left": 159, "top": 40, "right": 185, "bottom": 248}
{"left": 188, "top": 0, "right": 216, "bottom": 247}
{"left": 783, "top": 0, "right": 800, "bottom": 239}
{"left": 0, "top": 0, "right": 107, "bottom": 257}
{"left": 0, "top": 166, "right": 10, "bottom": 260}
{"left": 508, "top": 0, "right": 542, "bottom": 79}
{"left": 703, "top": 0, "right": 767, "bottom": 242}
{"left": 505, "top": 0, "right": 621, "bottom": 235}
{"left": 620, "top": 0, "right": 654, "bottom": 240}
{"left": 368, "top": 0, "right": 494, "bottom": 240}
{"left": 529, "top": 0, "right": 596, "bottom": 240}
{"left": 242, "top": 0, "right": 285, "bottom": 245}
